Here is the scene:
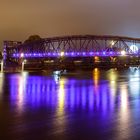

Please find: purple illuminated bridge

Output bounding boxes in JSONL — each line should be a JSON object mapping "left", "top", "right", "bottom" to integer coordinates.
{"left": 3, "top": 35, "right": 140, "bottom": 62}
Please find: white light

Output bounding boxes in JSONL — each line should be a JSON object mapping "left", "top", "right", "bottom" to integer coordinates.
{"left": 53, "top": 70, "right": 61, "bottom": 75}
{"left": 60, "top": 52, "right": 64, "bottom": 57}
{"left": 20, "top": 53, "right": 24, "bottom": 58}
{"left": 121, "top": 50, "right": 126, "bottom": 56}
{"left": 111, "top": 41, "right": 115, "bottom": 46}
{"left": 130, "top": 45, "right": 138, "bottom": 53}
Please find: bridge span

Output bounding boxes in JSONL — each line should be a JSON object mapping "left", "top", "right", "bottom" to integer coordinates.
{"left": 2, "top": 35, "right": 140, "bottom": 70}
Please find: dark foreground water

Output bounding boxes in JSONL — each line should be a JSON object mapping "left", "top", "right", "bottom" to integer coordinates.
{"left": 0, "top": 68, "right": 140, "bottom": 140}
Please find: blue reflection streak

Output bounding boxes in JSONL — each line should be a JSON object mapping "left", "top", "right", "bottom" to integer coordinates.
{"left": 8, "top": 69, "right": 140, "bottom": 115}
{"left": 9, "top": 74, "right": 116, "bottom": 113}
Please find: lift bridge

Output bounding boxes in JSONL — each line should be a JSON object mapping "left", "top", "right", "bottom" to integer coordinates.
{"left": 2, "top": 35, "right": 140, "bottom": 67}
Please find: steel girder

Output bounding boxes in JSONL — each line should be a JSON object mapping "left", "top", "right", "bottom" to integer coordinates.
{"left": 3, "top": 35, "right": 140, "bottom": 59}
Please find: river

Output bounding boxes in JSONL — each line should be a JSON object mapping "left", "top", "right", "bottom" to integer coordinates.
{"left": 0, "top": 68, "right": 140, "bottom": 140}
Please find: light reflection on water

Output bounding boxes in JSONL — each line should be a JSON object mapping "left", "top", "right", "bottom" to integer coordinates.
{"left": 117, "top": 84, "right": 131, "bottom": 140}
{"left": 0, "top": 73, "right": 4, "bottom": 97}
{"left": 1, "top": 68, "right": 140, "bottom": 139}
{"left": 8, "top": 69, "right": 140, "bottom": 113}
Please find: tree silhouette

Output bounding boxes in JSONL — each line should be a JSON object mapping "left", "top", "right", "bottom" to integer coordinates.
{"left": 24, "top": 35, "right": 43, "bottom": 44}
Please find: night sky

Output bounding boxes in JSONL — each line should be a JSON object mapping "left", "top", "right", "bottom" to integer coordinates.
{"left": 0, "top": 0, "right": 140, "bottom": 49}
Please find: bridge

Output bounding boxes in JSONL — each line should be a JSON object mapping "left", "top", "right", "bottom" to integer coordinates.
{"left": 2, "top": 35, "right": 140, "bottom": 70}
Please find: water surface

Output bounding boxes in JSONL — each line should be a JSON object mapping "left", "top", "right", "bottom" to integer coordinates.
{"left": 0, "top": 68, "right": 140, "bottom": 140}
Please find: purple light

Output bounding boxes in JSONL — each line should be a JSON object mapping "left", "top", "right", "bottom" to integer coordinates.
{"left": 103, "top": 52, "right": 106, "bottom": 55}
{"left": 53, "top": 53, "right": 56, "bottom": 56}
{"left": 77, "top": 52, "right": 80, "bottom": 55}
{"left": 82, "top": 52, "right": 86, "bottom": 56}
{"left": 92, "top": 52, "right": 95, "bottom": 56}
{"left": 96, "top": 52, "right": 99, "bottom": 55}
{"left": 89, "top": 52, "right": 93, "bottom": 55}
{"left": 117, "top": 52, "right": 121, "bottom": 55}
{"left": 71, "top": 52, "right": 74, "bottom": 56}
{"left": 11, "top": 50, "right": 133, "bottom": 58}
{"left": 109, "top": 52, "right": 113, "bottom": 55}
{"left": 9, "top": 75, "right": 117, "bottom": 112}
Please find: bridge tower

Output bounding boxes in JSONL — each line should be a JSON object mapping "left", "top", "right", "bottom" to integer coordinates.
{"left": 3, "top": 41, "right": 22, "bottom": 70}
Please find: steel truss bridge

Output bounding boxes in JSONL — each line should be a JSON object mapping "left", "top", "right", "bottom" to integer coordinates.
{"left": 3, "top": 35, "right": 140, "bottom": 62}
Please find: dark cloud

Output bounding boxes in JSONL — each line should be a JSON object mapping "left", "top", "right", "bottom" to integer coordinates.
{"left": 0, "top": 0, "right": 140, "bottom": 50}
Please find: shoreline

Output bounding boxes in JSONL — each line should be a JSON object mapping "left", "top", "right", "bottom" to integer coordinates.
{"left": 1, "top": 65, "right": 140, "bottom": 73}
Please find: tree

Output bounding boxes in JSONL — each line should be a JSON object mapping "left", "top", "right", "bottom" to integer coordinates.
{"left": 24, "top": 35, "right": 43, "bottom": 44}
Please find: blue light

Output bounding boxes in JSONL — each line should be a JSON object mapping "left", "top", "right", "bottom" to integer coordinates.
{"left": 96, "top": 52, "right": 99, "bottom": 55}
